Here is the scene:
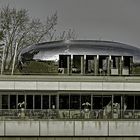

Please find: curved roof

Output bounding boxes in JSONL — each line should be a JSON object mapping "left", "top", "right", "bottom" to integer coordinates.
{"left": 18, "top": 40, "right": 140, "bottom": 63}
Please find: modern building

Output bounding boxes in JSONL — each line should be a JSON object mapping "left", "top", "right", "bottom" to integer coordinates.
{"left": 1, "top": 40, "right": 140, "bottom": 140}
{"left": 17, "top": 40, "right": 140, "bottom": 76}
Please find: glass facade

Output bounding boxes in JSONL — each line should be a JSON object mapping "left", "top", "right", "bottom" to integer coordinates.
{"left": 1, "top": 91, "right": 140, "bottom": 120}
{"left": 17, "top": 40, "right": 140, "bottom": 75}
{"left": 18, "top": 53, "right": 133, "bottom": 76}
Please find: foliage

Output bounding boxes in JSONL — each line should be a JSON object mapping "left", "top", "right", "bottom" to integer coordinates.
{"left": 21, "top": 60, "right": 58, "bottom": 74}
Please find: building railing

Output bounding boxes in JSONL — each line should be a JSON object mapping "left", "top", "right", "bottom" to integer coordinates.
{"left": 0, "top": 109, "right": 140, "bottom": 120}
{"left": 3, "top": 72, "right": 140, "bottom": 76}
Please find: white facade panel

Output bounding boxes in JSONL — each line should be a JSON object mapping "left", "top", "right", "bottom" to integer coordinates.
{"left": 109, "top": 121, "right": 140, "bottom": 136}
{"left": 59, "top": 82, "right": 81, "bottom": 90}
{"left": 0, "top": 81, "right": 14, "bottom": 90}
{"left": 81, "top": 82, "right": 102, "bottom": 90}
{"left": 1, "top": 80, "right": 140, "bottom": 92}
{"left": 15, "top": 81, "right": 37, "bottom": 90}
{"left": 124, "top": 83, "right": 140, "bottom": 91}
{"left": 103, "top": 82, "right": 124, "bottom": 91}
{"left": 75, "top": 121, "right": 108, "bottom": 136}
{"left": 5, "top": 121, "right": 39, "bottom": 136}
{"left": 37, "top": 82, "right": 58, "bottom": 90}
{"left": 40, "top": 121, "right": 74, "bottom": 136}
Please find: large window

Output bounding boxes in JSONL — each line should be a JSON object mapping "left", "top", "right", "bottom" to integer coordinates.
{"left": 135, "top": 96, "right": 140, "bottom": 109}
{"left": 26, "top": 95, "right": 33, "bottom": 109}
{"left": 85, "top": 55, "right": 95, "bottom": 74}
{"left": 50, "top": 95, "right": 57, "bottom": 109}
{"left": 103, "top": 96, "right": 112, "bottom": 108}
{"left": 70, "top": 95, "right": 80, "bottom": 109}
{"left": 93, "top": 96, "right": 102, "bottom": 109}
{"left": 10, "top": 95, "right": 16, "bottom": 109}
{"left": 123, "top": 56, "right": 131, "bottom": 68}
{"left": 81, "top": 95, "right": 91, "bottom": 109}
{"left": 59, "top": 55, "right": 71, "bottom": 74}
{"left": 35, "top": 95, "right": 41, "bottom": 109}
{"left": 59, "top": 95, "right": 69, "bottom": 109}
{"left": 18, "top": 95, "right": 25, "bottom": 109}
{"left": 72, "top": 55, "right": 84, "bottom": 74}
{"left": 99, "top": 55, "right": 108, "bottom": 75}
{"left": 43, "top": 95, "right": 49, "bottom": 109}
{"left": 113, "top": 95, "right": 121, "bottom": 109}
{"left": 124, "top": 95, "right": 134, "bottom": 110}
{"left": 92, "top": 95, "right": 112, "bottom": 110}
{"left": 2, "top": 95, "right": 8, "bottom": 109}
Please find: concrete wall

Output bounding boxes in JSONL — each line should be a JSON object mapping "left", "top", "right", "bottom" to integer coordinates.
{"left": 5, "top": 121, "right": 39, "bottom": 136}
{"left": 0, "top": 81, "right": 140, "bottom": 91}
{"left": 75, "top": 121, "right": 108, "bottom": 136}
{"left": 0, "top": 120, "right": 140, "bottom": 136}
{"left": 0, "top": 137, "right": 140, "bottom": 140}
{"left": 40, "top": 121, "right": 74, "bottom": 136}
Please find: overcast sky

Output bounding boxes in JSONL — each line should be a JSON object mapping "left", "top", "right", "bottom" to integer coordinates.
{"left": 0, "top": 0, "right": 140, "bottom": 47}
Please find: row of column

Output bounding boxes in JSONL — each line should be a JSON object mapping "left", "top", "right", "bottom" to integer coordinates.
{"left": 65, "top": 55, "right": 132, "bottom": 75}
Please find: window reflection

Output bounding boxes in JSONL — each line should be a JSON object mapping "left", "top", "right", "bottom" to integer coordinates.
{"left": 70, "top": 95, "right": 80, "bottom": 109}
{"left": 59, "top": 95, "right": 69, "bottom": 109}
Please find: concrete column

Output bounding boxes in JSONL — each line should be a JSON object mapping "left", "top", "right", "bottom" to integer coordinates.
{"left": 33, "top": 95, "right": 35, "bottom": 110}
{"left": 130, "top": 57, "right": 133, "bottom": 75}
{"left": 112, "top": 95, "right": 114, "bottom": 118}
{"left": 81, "top": 55, "right": 84, "bottom": 75}
{"left": 91, "top": 94, "right": 93, "bottom": 110}
{"left": 71, "top": 55, "right": 73, "bottom": 74}
{"left": 83, "top": 55, "right": 86, "bottom": 75}
{"left": 49, "top": 95, "right": 51, "bottom": 109}
{"left": 25, "top": 94, "right": 27, "bottom": 109}
{"left": 119, "top": 56, "right": 123, "bottom": 75}
{"left": 41, "top": 95, "right": 43, "bottom": 110}
{"left": 94, "top": 55, "right": 99, "bottom": 76}
{"left": 79, "top": 95, "right": 81, "bottom": 109}
{"left": 16, "top": 94, "right": 18, "bottom": 109}
{"left": 8, "top": 94, "right": 10, "bottom": 109}
{"left": 107, "top": 56, "right": 111, "bottom": 76}
{"left": 69, "top": 94, "right": 70, "bottom": 110}
{"left": 67, "top": 56, "right": 70, "bottom": 75}
{"left": 121, "top": 95, "right": 123, "bottom": 119}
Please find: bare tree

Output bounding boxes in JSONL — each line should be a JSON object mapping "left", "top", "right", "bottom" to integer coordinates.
{"left": 0, "top": 5, "right": 77, "bottom": 72}
{"left": 0, "top": 6, "right": 57, "bottom": 71}
{"left": 57, "top": 29, "right": 77, "bottom": 40}
{"left": 48, "top": 28, "right": 77, "bottom": 41}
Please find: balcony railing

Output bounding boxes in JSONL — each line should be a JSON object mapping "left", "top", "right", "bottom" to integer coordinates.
{"left": 0, "top": 109, "right": 140, "bottom": 120}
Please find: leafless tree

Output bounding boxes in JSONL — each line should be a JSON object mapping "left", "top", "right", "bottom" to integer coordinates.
{"left": 0, "top": 5, "right": 77, "bottom": 72}
{"left": 0, "top": 6, "right": 57, "bottom": 71}
{"left": 55, "top": 29, "right": 77, "bottom": 40}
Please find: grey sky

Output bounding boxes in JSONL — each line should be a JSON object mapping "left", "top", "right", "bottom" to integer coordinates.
{"left": 0, "top": 0, "right": 140, "bottom": 47}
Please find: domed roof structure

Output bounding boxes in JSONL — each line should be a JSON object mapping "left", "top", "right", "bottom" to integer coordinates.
{"left": 18, "top": 40, "right": 140, "bottom": 63}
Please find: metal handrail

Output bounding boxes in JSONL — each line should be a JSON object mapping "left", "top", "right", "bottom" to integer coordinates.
{"left": 0, "top": 109, "right": 140, "bottom": 120}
